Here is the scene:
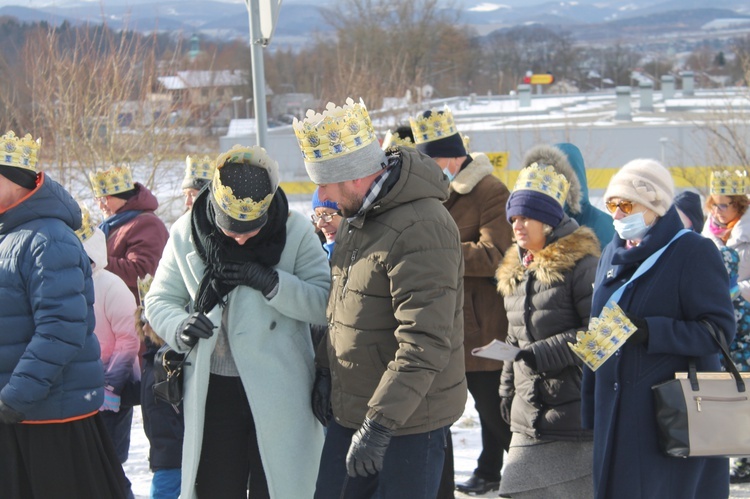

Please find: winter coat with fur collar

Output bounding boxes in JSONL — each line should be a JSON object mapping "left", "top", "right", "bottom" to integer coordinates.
{"left": 496, "top": 217, "right": 600, "bottom": 440}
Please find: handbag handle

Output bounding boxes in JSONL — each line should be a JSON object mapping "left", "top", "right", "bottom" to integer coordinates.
{"left": 691, "top": 321, "right": 745, "bottom": 393}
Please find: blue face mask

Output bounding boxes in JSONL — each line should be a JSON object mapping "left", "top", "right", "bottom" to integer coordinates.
{"left": 613, "top": 212, "right": 651, "bottom": 241}
{"left": 443, "top": 167, "right": 456, "bottom": 182}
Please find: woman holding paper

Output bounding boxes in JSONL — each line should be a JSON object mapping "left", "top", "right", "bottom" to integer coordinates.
{"left": 495, "top": 161, "right": 600, "bottom": 498}
{"left": 582, "top": 159, "right": 735, "bottom": 499}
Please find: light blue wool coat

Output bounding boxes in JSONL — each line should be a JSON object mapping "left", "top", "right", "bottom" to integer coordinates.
{"left": 145, "top": 208, "right": 330, "bottom": 499}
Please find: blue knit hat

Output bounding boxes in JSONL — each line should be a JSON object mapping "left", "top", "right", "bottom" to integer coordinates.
{"left": 506, "top": 190, "right": 565, "bottom": 228}
{"left": 312, "top": 187, "right": 338, "bottom": 211}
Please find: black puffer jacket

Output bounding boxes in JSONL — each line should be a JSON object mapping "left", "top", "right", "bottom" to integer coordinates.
{"left": 495, "top": 217, "right": 599, "bottom": 441}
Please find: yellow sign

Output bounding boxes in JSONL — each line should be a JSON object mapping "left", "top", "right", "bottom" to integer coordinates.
{"left": 487, "top": 152, "right": 509, "bottom": 178}
{"left": 528, "top": 74, "right": 555, "bottom": 85}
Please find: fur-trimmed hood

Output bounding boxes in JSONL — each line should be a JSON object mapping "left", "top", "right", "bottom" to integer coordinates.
{"left": 522, "top": 144, "right": 582, "bottom": 214}
{"left": 450, "top": 152, "right": 493, "bottom": 195}
{"left": 496, "top": 223, "right": 600, "bottom": 296}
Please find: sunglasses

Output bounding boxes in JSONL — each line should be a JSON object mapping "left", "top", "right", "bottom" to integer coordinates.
{"left": 605, "top": 200, "right": 634, "bottom": 214}
{"left": 710, "top": 203, "right": 732, "bottom": 212}
{"left": 311, "top": 212, "right": 339, "bottom": 224}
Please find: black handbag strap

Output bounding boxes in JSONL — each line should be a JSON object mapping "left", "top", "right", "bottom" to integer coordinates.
{"left": 692, "top": 320, "right": 745, "bottom": 393}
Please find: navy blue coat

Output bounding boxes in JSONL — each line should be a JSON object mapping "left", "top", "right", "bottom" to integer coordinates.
{"left": 581, "top": 206, "right": 735, "bottom": 499}
{"left": 0, "top": 173, "right": 103, "bottom": 421}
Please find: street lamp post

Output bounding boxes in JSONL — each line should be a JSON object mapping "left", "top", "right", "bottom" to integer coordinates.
{"left": 245, "top": 0, "right": 269, "bottom": 147}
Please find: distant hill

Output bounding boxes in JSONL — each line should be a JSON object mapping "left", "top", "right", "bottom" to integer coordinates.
{"left": 0, "top": 0, "right": 747, "bottom": 48}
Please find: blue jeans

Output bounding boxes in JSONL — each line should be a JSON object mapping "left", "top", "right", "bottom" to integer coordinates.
{"left": 100, "top": 406, "right": 134, "bottom": 464}
{"left": 151, "top": 468, "right": 181, "bottom": 499}
{"left": 315, "top": 420, "right": 448, "bottom": 499}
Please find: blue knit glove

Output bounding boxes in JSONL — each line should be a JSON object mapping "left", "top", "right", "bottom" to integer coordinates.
{"left": 100, "top": 388, "right": 121, "bottom": 412}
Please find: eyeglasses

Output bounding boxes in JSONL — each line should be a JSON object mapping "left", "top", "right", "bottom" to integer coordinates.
{"left": 710, "top": 203, "right": 733, "bottom": 212}
{"left": 311, "top": 213, "right": 339, "bottom": 224}
{"left": 605, "top": 200, "right": 634, "bottom": 214}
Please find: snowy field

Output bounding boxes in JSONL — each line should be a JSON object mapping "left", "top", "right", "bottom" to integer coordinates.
{"left": 124, "top": 393, "right": 750, "bottom": 498}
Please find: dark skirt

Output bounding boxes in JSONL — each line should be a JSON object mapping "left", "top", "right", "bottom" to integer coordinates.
{"left": 0, "top": 413, "right": 129, "bottom": 499}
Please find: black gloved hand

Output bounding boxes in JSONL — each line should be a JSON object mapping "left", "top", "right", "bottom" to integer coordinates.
{"left": 625, "top": 313, "right": 649, "bottom": 345}
{"left": 346, "top": 417, "right": 394, "bottom": 477}
{"left": 515, "top": 349, "right": 537, "bottom": 370}
{"left": 311, "top": 368, "right": 333, "bottom": 427}
{"left": 219, "top": 262, "right": 279, "bottom": 297}
{"left": 178, "top": 312, "right": 215, "bottom": 347}
{"left": 500, "top": 396, "right": 513, "bottom": 425}
{"left": 0, "top": 399, "right": 25, "bottom": 424}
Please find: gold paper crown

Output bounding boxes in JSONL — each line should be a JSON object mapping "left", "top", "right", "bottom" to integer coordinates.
{"left": 212, "top": 145, "right": 278, "bottom": 223}
{"left": 409, "top": 106, "right": 459, "bottom": 145}
{"left": 137, "top": 274, "right": 154, "bottom": 307}
{"left": 89, "top": 165, "right": 134, "bottom": 198}
{"left": 381, "top": 129, "right": 414, "bottom": 150}
{"left": 568, "top": 302, "right": 636, "bottom": 371}
{"left": 0, "top": 130, "right": 41, "bottom": 173}
{"left": 513, "top": 162, "right": 570, "bottom": 206}
{"left": 75, "top": 203, "right": 96, "bottom": 243}
{"left": 710, "top": 169, "right": 748, "bottom": 196}
{"left": 292, "top": 98, "right": 378, "bottom": 163}
{"left": 185, "top": 154, "right": 216, "bottom": 183}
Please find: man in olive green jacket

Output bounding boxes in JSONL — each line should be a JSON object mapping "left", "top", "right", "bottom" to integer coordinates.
{"left": 295, "top": 99, "right": 467, "bottom": 498}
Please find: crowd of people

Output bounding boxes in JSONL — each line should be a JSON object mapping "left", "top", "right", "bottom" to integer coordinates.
{"left": 0, "top": 95, "right": 746, "bottom": 499}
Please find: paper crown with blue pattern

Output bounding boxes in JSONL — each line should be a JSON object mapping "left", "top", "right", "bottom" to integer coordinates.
{"left": 513, "top": 162, "right": 570, "bottom": 207}
{"left": 568, "top": 302, "right": 637, "bottom": 371}
{"left": 293, "top": 98, "right": 378, "bottom": 164}
{"left": 184, "top": 154, "right": 216, "bottom": 188}
{"left": 211, "top": 145, "right": 278, "bottom": 224}
{"left": 75, "top": 203, "right": 96, "bottom": 243}
{"left": 137, "top": 274, "right": 154, "bottom": 307}
{"left": 409, "top": 106, "right": 459, "bottom": 145}
{"left": 0, "top": 130, "right": 41, "bottom": 173}
{"left": 89, "top": 165, "right": 134, "bottom": 198}
{"left": 710, "top": 169, "right": 748, "bottom": 196}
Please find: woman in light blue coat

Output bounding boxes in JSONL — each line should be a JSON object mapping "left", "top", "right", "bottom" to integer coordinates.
{"left": 145, "top": 145, "right": 330, "bottom": 499}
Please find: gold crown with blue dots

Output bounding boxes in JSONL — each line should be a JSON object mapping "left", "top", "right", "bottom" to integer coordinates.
{"left": 137, "top": 274, "right": 154, "bottom": 307}
{"left": 513, "top": 162, "right": 570, "bottom": 207}
{"left": 0, "top": 131, "right": 41, "bottom": 173}
{"left": 710, "top": 169, "right": 748, "bottom": 196}
{"left": 568, "top": 302, "right": 636, "bottom": 371}
{"left": 89, "top": 165, "right": 134, "bottom": 198}
{"left": 185, "top": 154, "right": 216, "bottom": 183}
{"left": 409, "top": 106, "right": 459, "bottom": 145}
{"left": 292, "top": 98, "right": 378, "bottom": 163}
{"left": 75, "top": 203, "right": 96, "bottom": 243}
{"left": 211, "top": 145, "right": 278, "bottom": 223}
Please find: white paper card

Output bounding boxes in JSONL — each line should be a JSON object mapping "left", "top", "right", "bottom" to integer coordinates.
{"left": 471, "top": 339, "right": 521, "bottom": 362}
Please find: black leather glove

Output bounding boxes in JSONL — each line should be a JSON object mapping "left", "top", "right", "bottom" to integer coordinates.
{"left": 178, "top": 312, "right": 215, "bottom": 347}
{"left": 219, "top": 262, "right": 279, "bottom": 298}
{"left": 500, "top": 396, "right": 513, "bottom": 425}
{"left": 0, "top": 399, "right": 25, "bottom": 424}
{"left": 346, "top": 417, "right": 394, "bottom": 477}
{"left": 515, "top": 349, "right": 537, "bottom": 370}
{"left": 625, "top": 313, "right": 649, "bottom": 345}
{"left": 311, "top": 368, "right": 333, "bottom": 427}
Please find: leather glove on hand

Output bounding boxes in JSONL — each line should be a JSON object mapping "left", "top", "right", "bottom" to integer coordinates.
{"left": 100, "top": 388, "right": 121, "bottom": 412}
{"left": 0, "top": 399, "right": 25, "bottom": 424}
{"left": 346, "top": 417, "right": 394, "bottom": 477}
{"left": 311, "top": 368, "right": 333, "bottom": 427}
{"left": 220, "top": 262, "right": 279, "bottom": 298}
{"left": 515, "top": 349, "right": 537, "bottom": 370}
{"left": 178, "top": 312, "right": 215, "bottom": 347}
{"left": 625, "top": 313, "right": 649, "bottom": 345}
{"left": 500, "top": 396, "right": 513, "bottom": 425}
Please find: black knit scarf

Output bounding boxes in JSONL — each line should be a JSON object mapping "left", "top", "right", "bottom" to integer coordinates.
{"left": 190, "top": 187, "right": 288, "bottom": 313}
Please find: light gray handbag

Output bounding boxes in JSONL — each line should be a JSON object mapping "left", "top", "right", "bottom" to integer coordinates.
{"left": 652, "top": 321, "right": 750, "bottom": 458}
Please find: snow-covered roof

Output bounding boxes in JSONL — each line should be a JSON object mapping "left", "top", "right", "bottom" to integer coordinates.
{"left": 158, "top": 70, "right": 248, "bottom": 90}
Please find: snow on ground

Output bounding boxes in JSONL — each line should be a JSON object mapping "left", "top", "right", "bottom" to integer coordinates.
{"left": 124, "top": 393, "right": 750, "bottom": 498}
